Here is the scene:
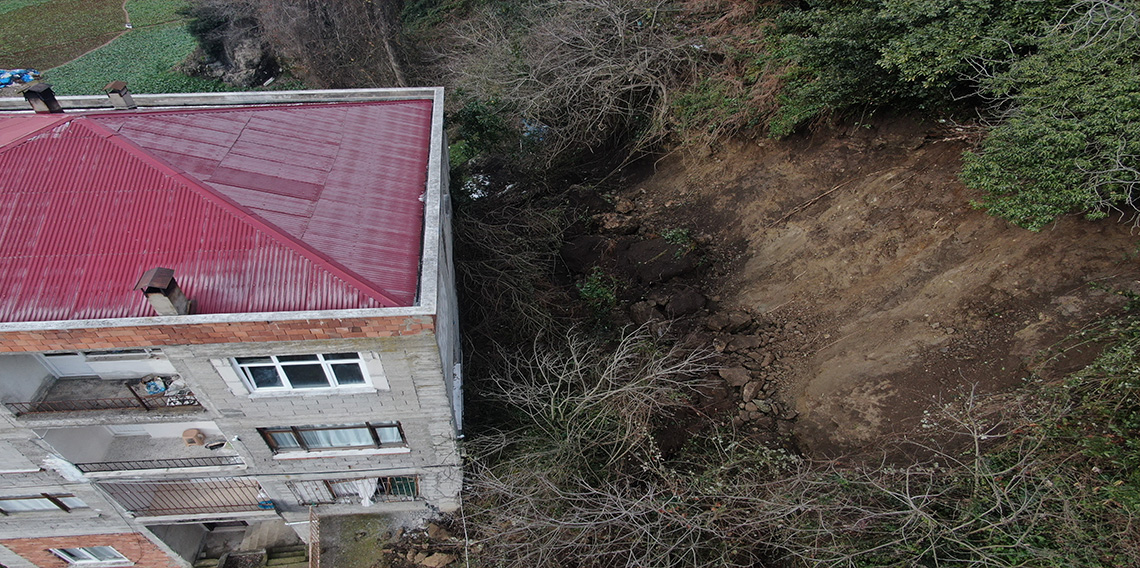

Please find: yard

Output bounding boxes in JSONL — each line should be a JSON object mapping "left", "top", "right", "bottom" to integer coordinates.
{"left": 1, "top": 0, "right": 228, "bottom": 95}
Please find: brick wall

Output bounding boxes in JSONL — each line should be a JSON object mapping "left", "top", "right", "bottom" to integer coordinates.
{"left": 0, "top": 316, "right": 434, "bottom": 353}
{"left": 1, "top": 532, "right": 180, "bottom": 568}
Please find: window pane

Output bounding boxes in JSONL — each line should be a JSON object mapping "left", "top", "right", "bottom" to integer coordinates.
{"left": 374, "top": 425, "right": 403, "bottom": 444}
{"left": 299, "top": 426, "right": 372, "bottom": 448}
{"left": 388, "top": 477, "right": 418, "bottom": 496}
{"left": 278, "top": 354, "right": 319, "bottom": 362}
{"left": 56, "top": 548, "right": 87, "bottom": 561}
{"left": 0, "top": 497, "right": 56, "bottom": 512}
{"left": 283, "top": 364, "right": 330, "bottom": 388}
{"left": 88, "top": 546, "right": 126, "bottom": 561}
{"left": 323, "top": 353, "right": 359, "bottom": 360}
{"left": 247, "top": 366, "right": 283, "bottom": 388}
{"left": 59, "top": 496, "right": 87, "bottom": 509}
{"left": 235, "top": 356, "right": 272, "bottom": 364}
{"left": 268, "top": 431, "right": 301, "bottom": 449}
{"left": 331, "top": 363, "right": 365, "bottom": 385}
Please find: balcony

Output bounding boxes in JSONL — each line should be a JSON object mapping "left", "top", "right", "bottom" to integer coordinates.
{"left": 38, "top": 421, "right": 245, "bottom": 477}
{"left": 97, "top": 477, "right": 269, "bottom": 517}
{"left": 4, "top": 375, "right": 202, "bottom": 417}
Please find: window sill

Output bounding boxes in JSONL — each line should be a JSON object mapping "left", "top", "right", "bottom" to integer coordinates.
{"left": 247, "top": 386, "right": 378, "bottom": 398}
{"left": 272, "top": 447, "right": 410, "bottom": 460}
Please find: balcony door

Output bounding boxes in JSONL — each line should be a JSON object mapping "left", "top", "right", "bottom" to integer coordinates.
{"left": 40, "top": 352, "right": 95, "bottom": 377}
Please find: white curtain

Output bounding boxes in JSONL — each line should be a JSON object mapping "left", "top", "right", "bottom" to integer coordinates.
{"left": 299, "top": 426, "right": 371, "bottom": 448}
{"left": 354, "top": 478, "right": 379, "bottom": 507}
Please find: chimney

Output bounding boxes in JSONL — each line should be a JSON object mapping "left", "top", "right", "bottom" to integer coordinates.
{"left": 19, "top": 83, "right": 63, "bottom": 114}
{"left": 104, "top": 80, "right": 137, "bottom": 110}
{"left": 134, "top": 268, "right": 191, "bottom": 316}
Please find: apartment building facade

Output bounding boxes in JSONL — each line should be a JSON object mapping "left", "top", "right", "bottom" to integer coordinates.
{"left": 0, "top": 87, "right": 461, "bottom": 567}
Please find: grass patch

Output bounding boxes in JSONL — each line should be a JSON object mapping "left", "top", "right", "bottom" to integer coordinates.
{"left": 126, "top": 0, "right": 189, "bottom": 28}
{"left": 46, "top": 24, "right": 227, "bottom": 95}
{"left": 0, "top": 0, "right": 124, "bottom": 69}
{"left": 0, "top": 0, "right": 49, "bottom": 16}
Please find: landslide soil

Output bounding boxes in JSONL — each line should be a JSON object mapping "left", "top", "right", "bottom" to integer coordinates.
{"left": 624, "top": 116, "right": 1140, "bottom": 457}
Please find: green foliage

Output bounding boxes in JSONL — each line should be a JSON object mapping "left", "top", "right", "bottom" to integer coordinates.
{"left": 127, "top": 0, "right": 190, "bottom": 27}
{"left": 577, "top": 268, "right": 619, "bottom": 321}
{"left": 877, "top": 0, "right": 1063, "bottom": 89}
{"left": 46, "top": 25, "right": 228, "bottom": 95}
{"left": 0, "top": 0, "right": 124, "bottom": 69}
{"left": 672, "top": 77, "right": 752, "bottom": 135}
{"left": 0, "top": 0, "right": 49, "bottom": 16}
{"left": 962, "top": 5, "right": 1140, "bottom": 229}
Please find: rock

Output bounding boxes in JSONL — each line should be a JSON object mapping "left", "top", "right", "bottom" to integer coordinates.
{"left": 719, "top": 367, "right": 752, "bottom": 387}
{"left": 427, "top": 523, "right": 452, "bottom": 541}
{"left": 559, "top": 235, "right": 612, "bottom": 274}
{"left": 742, "top": 380, "right": 764, "bottom": 402}
{"left": 725, "top": 311, "right": 752, "bottom": 333}
{"left": 615, "top": 197, "right": 635, "bottom": 214}
{"left": 630, "top": 301, "right": 662, "bottom": 325}
{"left": 748, "top": 411, "right": 763, "bottom": 421}
{"left": 753, "top": 415, "right": 776, "bottom": 430}
{"left": 666, "top": 289, "right": 706, "bottom": 316}
{"left": 623, "top": 238, "right": 697, "bottom": 283}
{"left": 595, "top": 212, "right": 639, "bottom": 235}
{"left": 420, "top": 553, "right": 458, "bottom": 567}
{"left": 754, "top": 401, "right": 773, "bottom": 414}
{"left": 728, "top": 335, "right": 763, "bottom": 352}
{"left": 646, "top": 288, "right": 671, "bottom": 306}
{"left": 759, "top": 352, "right": 775, "bottom": 368}
{"left": 712, "top": 337, "right": 728, "bottom": 353}
{"left": 744, "top": 401, "right": 758, "bottom": 413}
{"left": 783, "top": 408, "right": 799, "bottom": 420}
{"left": 706, "top": 313, "right": 732, "bottom": 331}
{"left": 743, "top": 360, "right": 764, "bottom": 371}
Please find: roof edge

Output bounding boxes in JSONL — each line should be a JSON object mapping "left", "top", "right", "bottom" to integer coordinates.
{"left": 0, "top": 87, "right": 444, "bottom": 112}
{"left": 0, "top": 305, "right": 435, "bottom": 333}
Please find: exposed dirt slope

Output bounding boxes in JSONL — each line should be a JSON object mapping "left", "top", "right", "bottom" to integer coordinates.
{"left": 626, "top": 116, "right": 1140, "bottom": 456}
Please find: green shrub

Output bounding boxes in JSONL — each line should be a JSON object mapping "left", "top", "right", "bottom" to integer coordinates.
{"left": 962, "top": 5, "right": 1140, "bottom": 229}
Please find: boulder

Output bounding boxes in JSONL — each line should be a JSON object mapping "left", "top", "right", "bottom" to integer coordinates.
{"left": 742, "top": 380, "right": 764, "bottom": 402}
{"left": 666, "top": 288, "right": 706, "bottom": 316}
{"left": 719, "top": 367, "right": 752, "bottom": 387}
{"left": 420, "top": 553, "right": 457, "bottom": 567}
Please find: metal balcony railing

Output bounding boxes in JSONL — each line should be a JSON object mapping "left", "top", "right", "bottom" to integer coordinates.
{"left": 4, "top": 376, "right": 201, "bottom": 416}
{"left": 74, "top": 455, "right": 244, "bottom": 473}
{"left": 98, "top": 477, "right": 268, "bottom": 516}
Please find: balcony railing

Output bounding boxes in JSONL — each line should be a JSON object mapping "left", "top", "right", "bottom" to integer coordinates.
{"left": 74, "top": 455, "right": 245, "bottom": 473}
{"left": 98, "top": 477, "right": 268, "bottom": 516}
{"left": 4, "top": 376, "right": 201, "bottom": 416}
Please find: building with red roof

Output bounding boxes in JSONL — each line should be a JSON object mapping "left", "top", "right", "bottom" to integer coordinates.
{"left": 0, "top": 87, "right": 460, "bottom": 568}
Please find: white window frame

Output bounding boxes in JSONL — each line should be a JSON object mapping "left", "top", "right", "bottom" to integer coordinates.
{"left": 259, "top": 422, "right": 406, "bottom": 453}
{"left": 0, "top": 493, "right": 87, "bottom": 514}
{"left": 233, "top": 353, "right": 371, "bottom": 392}
{"left": 49, "top": 546, "right": 130, "bottom": 566}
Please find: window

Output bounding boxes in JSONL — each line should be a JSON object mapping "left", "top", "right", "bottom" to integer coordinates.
{"left": 0, "top": 494, "right": 86, "bottom": 514}
{"left": 234, "top": 353, "right": 368, "bottom": 391}
{"left": 259, "top": 423, "right": 405, "bottom": 453}
{"left": 287, "top": 476, "right": 419, "bottom": 505}
{"left": 49, "top": 546, "right": 128, "bottom": 565}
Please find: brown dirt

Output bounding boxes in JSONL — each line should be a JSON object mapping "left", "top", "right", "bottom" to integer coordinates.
{"left": 620, "top": 115, "right": 1140, "bottom": 457}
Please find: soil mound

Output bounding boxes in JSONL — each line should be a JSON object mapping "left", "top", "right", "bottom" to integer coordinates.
{"left": 624, "top": 116, "right": 1140, "bottom": 456}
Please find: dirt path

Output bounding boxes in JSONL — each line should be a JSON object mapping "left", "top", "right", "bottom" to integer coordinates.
{"left": 625, "top": 115, "right": 1140, "bottom": 456}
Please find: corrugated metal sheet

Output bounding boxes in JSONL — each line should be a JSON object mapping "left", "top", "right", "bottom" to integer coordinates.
{"left": 0, "top": 100, "right": 433, "bottom": 323}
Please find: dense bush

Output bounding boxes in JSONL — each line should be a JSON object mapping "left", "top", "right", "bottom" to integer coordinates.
{"left": 962, "top": 2, "right": 1140, "bottom": 229}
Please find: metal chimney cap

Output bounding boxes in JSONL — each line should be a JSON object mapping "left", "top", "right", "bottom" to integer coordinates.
{"left": 135, "top": 267, "right": 176, "bottom": 292}
{"left": 104, "top": 80, "right": 129, "bottom": 93}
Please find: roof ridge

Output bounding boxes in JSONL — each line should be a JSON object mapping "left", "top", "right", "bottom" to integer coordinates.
{"left": 74, "top": 117, "right": 405, "bottom": 308}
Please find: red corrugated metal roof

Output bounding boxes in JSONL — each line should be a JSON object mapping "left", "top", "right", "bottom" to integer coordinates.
{"left": 0, "top": 100, "right": 433, "bottom": 323}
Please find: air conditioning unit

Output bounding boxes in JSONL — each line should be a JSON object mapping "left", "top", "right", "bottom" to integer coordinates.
{"left": 182, "top": 429, "right": 205, "bottom": 446}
